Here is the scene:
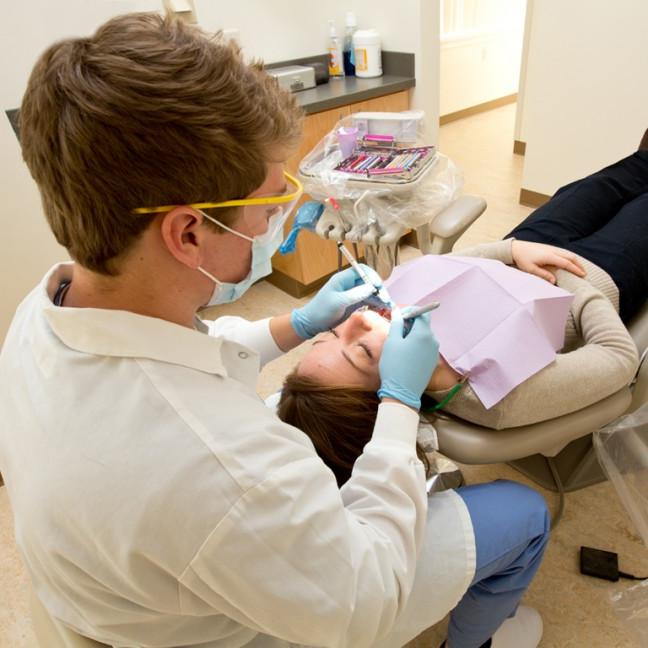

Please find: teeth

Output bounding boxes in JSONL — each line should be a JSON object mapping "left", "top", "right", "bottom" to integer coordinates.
{"left": 369, "top": 307, "right": 391, "bottom": 321}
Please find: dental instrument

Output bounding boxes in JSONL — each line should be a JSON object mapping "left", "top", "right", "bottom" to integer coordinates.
{"left": 401, "top": 301, "right": 440, "bottom": 336}
{"left": 403, "top": 301, "right": 441, "bottom": 320}
{"left": 337, "top": 242, "right": 394, "bottom": 308}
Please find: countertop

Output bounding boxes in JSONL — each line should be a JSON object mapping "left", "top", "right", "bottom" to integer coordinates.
{"left": 267, "top": 51, "right": 415, "bottom": 115}
{"left": 295, "top": 74, "right": 415, "bottom": 114}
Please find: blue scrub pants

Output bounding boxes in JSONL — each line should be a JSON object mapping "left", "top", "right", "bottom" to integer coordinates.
{"left": 448, "top": 480, "right": 550, "bottom": 648}
{"left": 506, "top": 151, "right": 648, "bottom": 323}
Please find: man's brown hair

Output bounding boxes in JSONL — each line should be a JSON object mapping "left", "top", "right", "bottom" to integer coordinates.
{"left": 20, "top": 12, "right": 303, "bottom": 274}
{"left": 278, "top": 371, "right": 430, "bottom": 486}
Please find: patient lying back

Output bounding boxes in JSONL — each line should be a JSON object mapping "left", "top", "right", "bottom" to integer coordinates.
{"left": 278, "top": 239, "right": 638, "bottom": 474}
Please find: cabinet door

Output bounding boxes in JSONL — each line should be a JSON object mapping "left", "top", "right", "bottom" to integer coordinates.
{"left": 272, "top": 106, "right": 351, "bottom": 284}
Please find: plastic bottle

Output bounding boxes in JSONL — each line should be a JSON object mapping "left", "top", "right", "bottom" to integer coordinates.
{"left": 343, "top": 11, "right": 357, "bottom": 76}
{"left": 327, "top": 20, "right": 345, "bottom": 78}
{"left": 353, "top": 28, "right": 382, "bottom": 78}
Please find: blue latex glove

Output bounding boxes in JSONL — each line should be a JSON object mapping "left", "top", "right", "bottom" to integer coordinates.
{"left": 291, "top": 265, "right": 385, "bottom": 339}
{"left": 377, "top": 310, "right": 439, "bottom": 410}
{"left": 278, "top": 201, "right": 324, "bottom": 255}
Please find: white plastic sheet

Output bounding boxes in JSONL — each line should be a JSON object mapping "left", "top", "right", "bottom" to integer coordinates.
{"left": 610, "top": 579, "right": 648, "bottom": 645}
{"left": 594, "top": 404, "right": 648, "bottom": 546}
{"left": 594, "top": 403, "right": 648, "bottom": 644}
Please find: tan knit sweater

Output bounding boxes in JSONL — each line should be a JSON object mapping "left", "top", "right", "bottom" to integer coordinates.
{"left": 425, "top": 239, "right": 639, "bottom": 429}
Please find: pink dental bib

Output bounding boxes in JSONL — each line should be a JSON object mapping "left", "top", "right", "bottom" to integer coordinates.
{"left": 385, "top": 255, "right": 574, "bottom": 408}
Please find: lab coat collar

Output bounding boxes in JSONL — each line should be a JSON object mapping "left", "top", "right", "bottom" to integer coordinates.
{"left": 41, "top": 263, "right": 231, "bottom": 377}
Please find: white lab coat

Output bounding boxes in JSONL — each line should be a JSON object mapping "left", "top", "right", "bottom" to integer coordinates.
{"left": 0, "top": 264, "right": 475, "bottom": 648}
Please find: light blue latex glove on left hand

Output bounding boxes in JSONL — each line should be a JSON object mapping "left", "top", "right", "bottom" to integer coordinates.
{"left": 291, "top": 265, "right": 385, "bottom": 339}
{"left": 377, "top": 310, "right": 439, "bottom": 410}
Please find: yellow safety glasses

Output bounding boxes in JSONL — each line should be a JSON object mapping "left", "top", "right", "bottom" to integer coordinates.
{"left": 131, "top": 171, "right": 303, "bottom": 215}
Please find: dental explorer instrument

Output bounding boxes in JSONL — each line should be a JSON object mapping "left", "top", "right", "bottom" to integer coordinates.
{"left": 401, "top": 301, "right": 440, "bottom": 336}
{"left": 336, "top": 242, "right": 394, "bottom": 308}
{"left": 403, "top": 301, "right": 440, "bottom": 320}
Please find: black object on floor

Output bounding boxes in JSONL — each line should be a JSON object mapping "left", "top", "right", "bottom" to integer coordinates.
{"left": 580, "top": 545, "right": 620, "bottom": 581}
{"left": 579, "top": 545, "right": 648, "bottom": 582}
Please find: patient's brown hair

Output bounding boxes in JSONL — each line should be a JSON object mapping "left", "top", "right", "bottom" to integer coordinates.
{"left": 278, "top": 371, "right": 430, "bottom": 487}
{"left": 20, "top": 12, "right": 303, "bottom": 275}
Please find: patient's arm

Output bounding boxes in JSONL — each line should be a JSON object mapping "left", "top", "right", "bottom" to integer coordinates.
{"left": 450, "top": 239, "right": 515, "bottom": 264}
{"left": 426, "top": 269, "right": 638, "bottom": 429}
{"left": 451, "top": 239, "right": 586, "bottom": 283}
{"left": 510, "top": 240, "right": 585, "bottom": 283}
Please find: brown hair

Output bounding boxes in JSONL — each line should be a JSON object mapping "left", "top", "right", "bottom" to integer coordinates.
{"left": 277, "top": 371, "right": 430, "bottom": 487}
{"left": 20, "top": 12, "right": 303, "bottom": 275}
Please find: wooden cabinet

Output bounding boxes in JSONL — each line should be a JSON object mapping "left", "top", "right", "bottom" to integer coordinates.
{"left": 268, "top": 90, "right": 410, "bottom": 297}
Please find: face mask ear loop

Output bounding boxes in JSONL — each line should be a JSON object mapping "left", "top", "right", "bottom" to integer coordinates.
{"left": 197, "top": 266, "right": 222, "bottom": 285}
{"left": 198, "top": 210, "right": 254, "bottom": 242}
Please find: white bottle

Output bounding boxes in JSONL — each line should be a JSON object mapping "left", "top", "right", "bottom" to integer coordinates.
{"left": 353, "top": 28, "right": 382, "bottom": 78}
{"left": 327, "top": 20, "right": 345, "bottom": 78}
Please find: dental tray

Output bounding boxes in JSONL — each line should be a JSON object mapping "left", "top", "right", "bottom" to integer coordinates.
{"left": 333, "top": 144, "right": 437, "bottom": 183}
{"left": 300, "top": 144, "right": 439, "bottom": 187}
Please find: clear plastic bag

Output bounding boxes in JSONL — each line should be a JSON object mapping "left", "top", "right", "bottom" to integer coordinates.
{"left": 594, "top": 403, "right": 648, "bottom": 546}
{"left": 594, "top": 403, "right": 648, "bottom": 644}
{"left": 298, "top": 110, "right": 463, "bottom": 234}
{"left": 610, "top": 579, "right": 648, "bottom": 645}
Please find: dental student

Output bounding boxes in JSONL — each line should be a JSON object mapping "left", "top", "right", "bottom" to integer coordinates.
{"left": 0, "top": 13, "right": 549, "bottom": 648}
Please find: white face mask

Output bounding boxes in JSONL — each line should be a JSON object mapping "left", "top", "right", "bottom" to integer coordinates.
{"left": 197, "top": 210, "right": 287, "bottom": 306}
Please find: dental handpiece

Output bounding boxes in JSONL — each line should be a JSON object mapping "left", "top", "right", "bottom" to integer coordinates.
{"left": 401, "top": 301, "right": 440, "bottom": 336}
{"left": 337, "top": 243, "right": 394, "bottom": 308}
{"left": 403, "top": 302, "right": 441, "bottom": 320}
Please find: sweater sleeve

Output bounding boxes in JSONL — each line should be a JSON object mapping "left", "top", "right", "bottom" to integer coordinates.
{"left": 449, "top": 239, "right": 515, "bottom": 265}
{"left": 428, "top": 269, "right": 638, "bottom": 429}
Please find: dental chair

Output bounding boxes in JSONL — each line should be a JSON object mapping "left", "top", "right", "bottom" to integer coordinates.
{"left": 430, "top": 301, "right": 648, "bottom": 523}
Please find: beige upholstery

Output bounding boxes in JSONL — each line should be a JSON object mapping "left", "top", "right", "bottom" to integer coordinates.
{"left": 30, "top": 589, "right": 110, "bottom": 648}
{"left": 416, "top": 196, "right": 488, "bottom": 255}
{"left": 434, "top": 301, "right": 648, "bottom": 494}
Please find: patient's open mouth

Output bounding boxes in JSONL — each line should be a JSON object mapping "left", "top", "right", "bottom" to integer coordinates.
{"left": 370, "top": 307, "right": 392, "bottom": 321}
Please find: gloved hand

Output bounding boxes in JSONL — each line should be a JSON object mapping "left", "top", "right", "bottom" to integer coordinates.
{"left": 291, "top": 265, "right": 386, "bottom": 339}
{"left": 377, "top": 310, "right": 439, "bottom": 410}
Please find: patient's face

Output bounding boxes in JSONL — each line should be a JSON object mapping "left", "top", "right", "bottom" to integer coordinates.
{"left": 298, "top": 309, "right": 389, "bottom": 390}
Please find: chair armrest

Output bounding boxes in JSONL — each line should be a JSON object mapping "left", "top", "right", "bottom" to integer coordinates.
{"left": 429, "top": 195, "right": 487, "bottom": 239}
{"left": 433, "top": 387, "right": 632, "bottom": 464}
{"left": 626, "top": 301, "right": 648, "bottom": 411}
{"left": 416, "top": 195, "right": 487, "bottom": 255}
{"left": 631, "top": 348, "right": 648, "bottom": 412}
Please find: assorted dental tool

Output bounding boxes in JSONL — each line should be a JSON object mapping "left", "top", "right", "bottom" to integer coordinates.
{"left": 337, "top": 242, "right": 394, "bottom": 308}
{"left": 402, "top": 301, "right": 441, "bottom": 320}
{"left": 333, "top": 144, "right": 436, "bottom": 182}
{"left": 400, "top": 301, "right": 441, "bottom": 336}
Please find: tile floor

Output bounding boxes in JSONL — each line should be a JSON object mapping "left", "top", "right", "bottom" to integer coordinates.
{"left": 1, "top": 103, "right": 646, "bottom": 647}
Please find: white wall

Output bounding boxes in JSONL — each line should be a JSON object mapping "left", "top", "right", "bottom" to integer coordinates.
{"left": 0, "top": 0, "right": 439, "bottom": 341}
{"left": 0, "top": 0, "right": 161, "bottom": 340}
{"left": 518, "top": 0, "right": 648, "bottom": 196}
{"left": 439, "top": 0, "right": 525, "bottom": 116}
{"left": 440, "top": 25, "right": 523, "bottom": 115}
{"left": 513, "top": 0, "right": 533, "bottom": 143}
{"left": 196, "top": 0, "right": 440, "bottom": 141}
